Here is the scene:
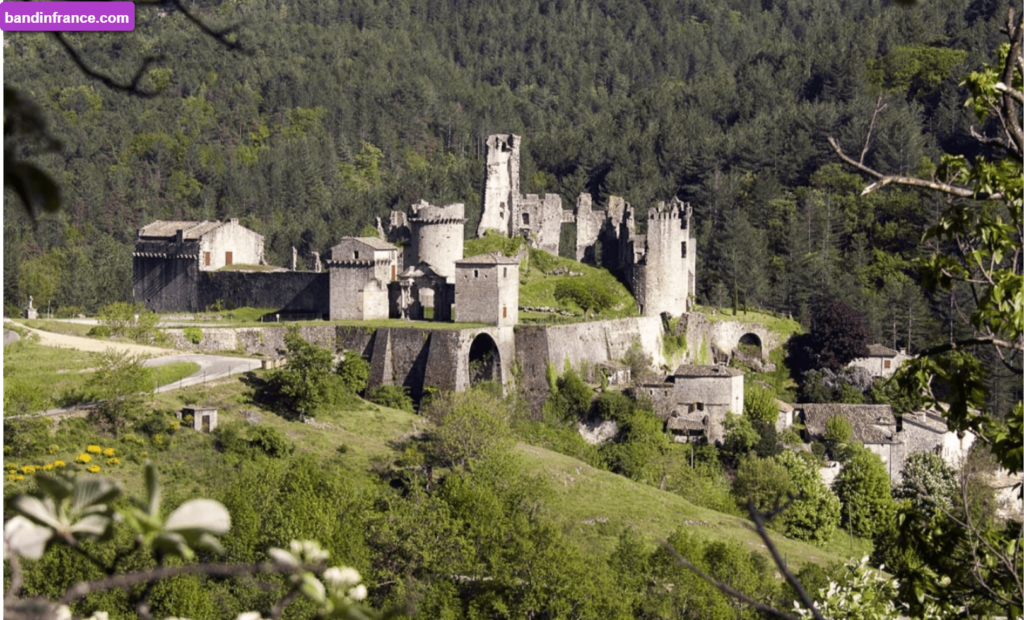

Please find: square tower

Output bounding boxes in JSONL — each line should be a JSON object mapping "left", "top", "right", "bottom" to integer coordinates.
{"left": 454, "top": 253, "right": 520, "bottom": 326}
{"left": 477, "top": 134, "right": 521, "bottom": 237}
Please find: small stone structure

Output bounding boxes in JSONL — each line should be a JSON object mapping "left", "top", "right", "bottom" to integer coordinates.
{"left": 848, "top": 344, "right": 911, "bottom": 378}
{"left": 178, "top": 406, "right": 218, "bottom": 433}
{"left": 24, "top": 296, "right": 38, "bottom": 319}
{"left": 454, "top": 253, "right": 520, "bottom": 326}
{"left": 634, "top": 364, "right": 744, "bottom": 444}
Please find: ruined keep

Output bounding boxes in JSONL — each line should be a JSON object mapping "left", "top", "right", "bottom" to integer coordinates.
{"left": 470, "top": 135, "right": 697, "bottom": 317}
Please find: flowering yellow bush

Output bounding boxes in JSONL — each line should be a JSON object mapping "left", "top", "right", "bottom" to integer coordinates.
{"left": 102, "top": 447, "right": 116, "bottom": 457}
{"left": 48, "top": 444, "right": 59, "bottom": 454}
{"left": 42, "top": 464, "right": 54, "bottom": 471}
{"left": 3, "top": 445, "right": 10, "bottom": 454}
{"left": 140, "top": 451, "right": 148, "bottom": 457}
{"left": 21, "top": 466, "right": 37, "bottom": 474}
{"left": 86, "top": 445, "right": 102, "bottom": 454}
{"left": 53, "top": 460, "right": 66, "bottom": 468}
{"left": 106, "top": 458, "right": 120, "bottom": 466}
{"left": 7, "top": 474, "right": 25, "bottom": 481}
{"left": 76, "top": 454, "right": 92, "bottom": 464}
{"left": 86, "top": 465, "right": 101, "bottom": 473}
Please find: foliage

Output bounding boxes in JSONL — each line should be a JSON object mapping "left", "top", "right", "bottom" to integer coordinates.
{"left": 553, "top": 277, "right": 615, "bottom": 316}
{"left": 335, "top": 350, "right": 370, "bottom": 395}
{"left": 832, "top": 447, "right": 896, "bottom": 539}
{"left": 366, "top": 385, "right": 414, "bottom": 413}
{"left": 97, "top": 301, "right": 162, "bottom": 343}
{"left": 893, "top": 451, "right": 958, "bottom": 518}
{"left": 743, "top": 383, "right": 778, "bottom": 425}
{"left": 823, "top": 415, "right": 853, "bottom": 455}
{"left": 722, "top": 412, "right": 761, "bottom": 459}
{"left": 601, "top": 406, "right": 670, "bottom": 486}
{"left": 422, "top": 386, "right": 514, "bottom": 468}
{"left": 183, "top": 326, "right": 203, "bottom": 345}
{"left": 595, "top": 390, "right": 634, "bottom": 424}
{"left": 732, "top": 456, "right": 795, "bottom": 518}
{"left": 772, "top": 451, "right": 842, "bottom": 545}
{"left": 543, "top": 366, "right": 593, "bottom": 422}
{"left": 786, "top": 301, "right": 870, "bottom": 375}
{"left": 264, "top": 328, "right": 345, "bottom": 418}
{"left": 85, "top": 349, "right": 153, "bottom": 437}
{"left": 215, "top": 421, "right": 295, "bottom": 459}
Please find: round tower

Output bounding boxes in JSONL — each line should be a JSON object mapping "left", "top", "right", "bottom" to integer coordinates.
{"left": 409, "top": 200, "right": 465, "bottom": 280}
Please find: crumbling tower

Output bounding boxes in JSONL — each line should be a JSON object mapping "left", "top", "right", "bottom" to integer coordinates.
{"left": 477, "top": 134, "right": 520, "bottom": 237}
{"left": 633, "top": 198, "right": 696, "bottom": 317}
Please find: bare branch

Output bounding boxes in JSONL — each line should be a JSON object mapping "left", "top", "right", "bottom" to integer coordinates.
{"left": 165, "top": 0, "right": 250, "bottom": 55}
{"left": 827, "top": 137, "right": 1005, "bottom": 200}
{"left": 1000, "top": 8, "right": 1023, "bottom": 158}
{"left": 60, "top": 561, "right": 304, "bottom": 604}
{"left": 51, "top": 33, "right": 164, "bottom": 98}
{"left": 661, "top": 542, "right": 804, "bottom": 620}
{"left": 860, "top": 93, "right": 889, "bottom": 166}
{"left": 916, "top": 336, "right": 1024, "bottom": 359}
{"left": 745, "top": 506, "right": 827, "bottom": 620}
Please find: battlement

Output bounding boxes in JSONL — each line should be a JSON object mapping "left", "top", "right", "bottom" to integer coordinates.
{"left": 325, "top": 259, "right": 390, "bottom": 268}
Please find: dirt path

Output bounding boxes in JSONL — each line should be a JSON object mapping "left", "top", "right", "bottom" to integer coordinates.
{"left": 5, "top": 319, "right": 187, "bottom": 358}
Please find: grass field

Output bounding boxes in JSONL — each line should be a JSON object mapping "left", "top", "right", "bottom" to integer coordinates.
{"left": 3, "top": 338, "right": 199, "bottom": 414}
{"left": 21, "top": 319, "right": 95, "bottom": 337}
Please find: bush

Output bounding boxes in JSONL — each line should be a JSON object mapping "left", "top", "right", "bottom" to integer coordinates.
{"left": 263, "top": 328, "right": 342, "bottom": 418}
{"left": 98, "top": 301, "right": 162, "bottom": 343}
{"left": 4, "top": 417, "right": 52, "bottom": 459}
{"left": 86, "top": 325, "right": 111, "bottom": 338}
{"left": 553, "top": 278, "right": 614, "bottom": 315}
{"left": 335, "top": 350, "right": 370, "bottom": 395}
{"left": 771, "top": 450, "right": 841, "bottom": 544}
{"left": 214, "top": 421, "right": 294, "bottom": 459}
{"left": 744, "top": 384, "right": 778, "bottom": 425}
{"left": 134, "top": 411, "right": 179, "bottom": 437}
{"left": 183, "top": 327, "right": 203, "bottom": 344}
{"left": 833, "top": 447, "right": 896, "bottom": 539}
{"left": 544, "top": 368, "right": 593, "bottom": 422}
{"left": 367, "top": 385, "right": 414, "bottom": 412}
{"left": 423, "top": 387, "right": 513, "bottom": 468}
{"left": 595, "top": 391, "right": 634, "bottom": 424}
{"left": 733, "top": 456, "right": 795, "bottom": 516}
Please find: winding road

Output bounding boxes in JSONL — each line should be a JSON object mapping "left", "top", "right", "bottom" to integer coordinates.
{"left": 3, "top": 320, "right": 262, "bottom": 392}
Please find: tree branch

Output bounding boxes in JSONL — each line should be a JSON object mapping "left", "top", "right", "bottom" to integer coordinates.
{"left": 860, "top": 93, "right": 888, "bottom": 166}
{"left": 746, "top": 505, "right": 827, "bottom": 620}
{"left": 51, "top": 33, "right": 164, "bottom": 98}
{"left": 59, "top": 561, "right": 304, "bottom": 604}
{"left": 915, "top": 336, "right": 1024, "bottom": 358}
{"left": 661, "top": 542, "right": 804, "bottom": 620}
{"left": 827, "top": 137, "right": 1005, "bottom": 200}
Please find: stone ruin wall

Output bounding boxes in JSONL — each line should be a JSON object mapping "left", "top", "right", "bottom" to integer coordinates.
{"left": 478, "top": 134, "right": 520, "bottom": 237}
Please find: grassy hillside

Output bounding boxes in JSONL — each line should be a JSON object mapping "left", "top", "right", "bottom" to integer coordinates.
{"left": 5, "top": 369, "right": 865, "bottom": 570}
{"left": 464, "top": 235, "right": 638, "bottom": 322}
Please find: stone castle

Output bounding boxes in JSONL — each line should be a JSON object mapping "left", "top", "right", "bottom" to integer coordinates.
{"left": 134, "top": 134, "right": 695, "bottom": 323}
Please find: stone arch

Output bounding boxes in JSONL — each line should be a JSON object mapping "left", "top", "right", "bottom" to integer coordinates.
{"left": 738, "top": 332, "right": 762, "bottom": 357}
{"left": 468, "top": 333, "right": 502, "bottom": 386}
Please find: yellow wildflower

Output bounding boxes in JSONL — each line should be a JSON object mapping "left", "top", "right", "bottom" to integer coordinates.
{"left": 76, "top": 453, "right": 92, "bottom": 464}
{"left": 106, "top": 457, "right": 120, "bottom": 466}
{"left": 15, "top": 475, "right": 24, "bottom": 481}
{"left": 53, "top": 460, "right": 66, "bottom": 468}
{"left": 86, "top": 465, "right": 101, "bottom": 473}
{"left": 21, "top": 466, "right": 37, "bottom": 474}
{"left": 42, "top": 464, "right": 54, "bottom": 471}
{"left": 102, "top": 447, "right": 116, "bottom": 457}
{"left": 48, "top": 444, "right": 59, "bottom": 454}
{"left": 86, "top": 445, "right": 102, "bottom": 454}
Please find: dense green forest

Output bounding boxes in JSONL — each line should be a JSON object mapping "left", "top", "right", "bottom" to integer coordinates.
{"left": 2, "top": 0, "right": 1011, "bottom": 348}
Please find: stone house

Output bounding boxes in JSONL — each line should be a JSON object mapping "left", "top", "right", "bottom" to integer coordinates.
{"left": 635, "top": 364, "right": 744, "bottom": 444}
{"left": 454, "top": 253, "right": 520, "bottom": 326}
{"left": 848, "top": 344, "right": 911, "bottom": 378}
{"left": 133, "top": 219, "right": 265, "bottom": 311}
{"left": 900, "top": 409, "right": 975, "bottom": 469}
{"left": 329, "top": 237, "right": 399, "bottom": 283}
{"left": 797, "top": 403, "right": 903, "bottom": 481}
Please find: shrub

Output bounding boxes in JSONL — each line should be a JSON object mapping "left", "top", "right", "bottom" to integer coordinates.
{"left": 335, "top": 350, "right": 370, "bottom": 395}
{"left": 422, "top": 387, "right": 514, "bottom": 468}
{"left": 86, "top": 325, "right": 111, "bottom": 338}
{"left": 98, "top": 301, "right": 162, "bottom": 343}
{"left": 544, "top": 368, "right": 593, "bottom": 422}
{"left": 214, "top": 421, "right": 294, "bottom": 459}
{"left": 553, "top": 278, "right": 614, "bottom": 315}
{"left": 733, "top": 456, "right": 795, "bottom": 516}
{"left": 183, "top": 327, "right": 203, "bottom": 344}
{"left": 744, "top": 384, "right": 778, "bottom": 425}
{"left": 3, "top": 417, "right": 52, "bottom": 458}
{"left": 771, "top": 450, "right": 841, "bottom": 544}
{"left": 367, "top": 385, "right": 414, "bottom": 412}
{"left": 833, "top": 447, "right": 896, "bottom": 539}
{"left": 595, "top": 391, "right": 634, "bottom": 424}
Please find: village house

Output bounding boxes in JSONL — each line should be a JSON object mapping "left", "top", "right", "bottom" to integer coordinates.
{"left": 848, "top": 344, "right": 911, "bottom": 378}
{"left": 635, "top": 364, "right": 744, "bottom": 445}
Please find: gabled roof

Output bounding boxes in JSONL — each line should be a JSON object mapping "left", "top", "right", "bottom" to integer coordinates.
{"left": 864, "top": 344, "right": 899, "bottom": 357}
{"left": 331, "top": 236, "right": 397, "bottom": 251}
{"left": 901, "top": 411, "right": 951, "bottom": 434}
{"left": 672, "top": 364, "right": 743, "bottom": 378}
{"left": 798, "top": 404, "right": 898, "bottom": 444}
{"left": 138, "top": 220, "right": 226, "bottom": 240}
{"left": 667, "top": 413, "right": 707, "bottom": 432}
{"left": 399, "top": 262, "right": 446, "bottom": 280}
{"left": 456, "top": 252, "right": 520, "bottom": 266}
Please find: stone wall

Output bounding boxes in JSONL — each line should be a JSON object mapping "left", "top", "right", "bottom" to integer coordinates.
{"left": 409, "top": 200, "right": 465, "bottom": 279}
{"left": 197, "top": 271, "right": 329, "bottom": 316}
{"left": 514, "top": 316, "right": 665, "bottom": 404}
{"left": 134, "top": 255, "right": 200, "bottom": 312}
{"left": 329, "top": 264, "right": 388, "bottom": 320}
{"left": 517, "top": 193, "right": 563, "bottom": 256}
{"left": 673, "top": 312, "right": 776, "bottom": 364}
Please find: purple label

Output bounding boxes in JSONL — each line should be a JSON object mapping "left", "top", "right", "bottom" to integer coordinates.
{"left": 2, "top": 2, "right": 135, "bottom": 31}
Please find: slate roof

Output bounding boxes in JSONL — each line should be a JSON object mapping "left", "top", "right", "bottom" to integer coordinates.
{"left": 138, "top": 221, "right": 225, "bottom": 240}
{"left": 666, "top": 414, "right": 707, "bottom": 432}
{"left": 901, "top": 411, "right": 950, "bottom": 434}
{"left": 864, "top": 344, "right": 900, "bottom": 357}
{"left": 331, "top": 237, "right": 397, "bottom": 252}
{"left": 456, "top": 252, "right": 520, "bottom": 265}
{"left": 672, "top": 364, "right": 743, "bottom": 378}
{"left": 798, "top": 404, "right": 898, "bottom": 444}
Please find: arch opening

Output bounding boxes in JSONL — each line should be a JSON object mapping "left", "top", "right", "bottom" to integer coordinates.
{"left": 468, "top": 333, "right": 502, "bottom": 386}
{"left": 737, "top": 333, "right": 763, "bottom": 358}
